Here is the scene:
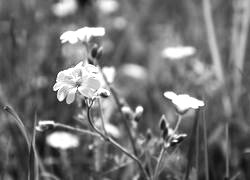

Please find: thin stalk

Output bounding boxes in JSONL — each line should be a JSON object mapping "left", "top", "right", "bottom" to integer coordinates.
{"left": 202, "top": 104, "right": 209, "bottom": 180}
{"left": 153, "top": 115, "right": 182, "bottom": 180}
{"left": 225, "top": 120, "right": 229, "bottom": 179}
{"left": 184, "top": 109, "right": 200, "bottom": 180}
{"left": 55, "top": 123, "right": 101, "bottom": 138}
{"left": 98, "top": 98, "right": 108, "bottom": 136}
{"left": 86, "top": 105, "right": 150, "bottom": 180}
{"left": 97, "top": 64, "right": 138, "bottom": 156}
{"left": 195, "top": 110, "right": 200, "bottom": 179}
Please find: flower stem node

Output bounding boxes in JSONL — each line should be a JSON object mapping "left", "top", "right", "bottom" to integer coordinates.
{"left": 36, "top": 120, "right": 55, "bottom": 132}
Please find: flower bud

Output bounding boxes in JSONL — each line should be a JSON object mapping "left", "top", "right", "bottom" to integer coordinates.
{"left": 91, "top": 44, "right": 99, "bottom": 58}
{"left": 134, "top": 105, "right": 144, "bottom": 122}
{"left": 96, "top": 88, "right": 111, "bottom": 98}
{"left": 121, "top": 106, "right": 133, "bottom": 120}
{"left": 96, "top": 46, "right": 103, "bottom": 60}
{"left": 159, "top": 115, "right": 167, "bottom": 131}
{"left": 36, "top": 120, "right": 55, "bottom": 132}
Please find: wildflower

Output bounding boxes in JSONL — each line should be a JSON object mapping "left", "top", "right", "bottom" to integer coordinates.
{"left": 60, "top": 27, "right": 105, "bottom": 44}
{"left": 161, "top": 46, "right": 196, "bottom": 60}
{"left": 52, "top": 0, "right": 78, "bottom": 17}
{"left": 46, "top": 131, "right": 79, "bottom": 150}
{"left": 164, "top": 91, "right": 204, "bottom": 114}
{"left": 53, "top": 62, "right": 101, "bottom": 104}
{"left": 134, "top": 105, "right": 144, "bottom": 122}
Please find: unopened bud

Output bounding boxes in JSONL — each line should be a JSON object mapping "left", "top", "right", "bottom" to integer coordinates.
{"left": 96, "top": 88, "right": 111, "bottom": 98}
{"left": 36, "top": 120, "right": 55, "bottom": 132}
{"left": 146, "top": 129, "right": 152, "bottom": 141}
{"left": 121, "top": 106, "right": 133, "bottom": 120}
{"left": 91, "top": 44, "right": 99, "bottom": 58}
{"left": 134, "top": 105, "right": 144, "bottom": 122}
{"left": 159, "top": 115, "right": 167, "bottom": 131}
{"left": 96, "top": 46, "right": 103, "bottom": 60}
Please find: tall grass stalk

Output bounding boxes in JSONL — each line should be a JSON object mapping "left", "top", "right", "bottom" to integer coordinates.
{"left": 184, "top": 109, "right": 200, "bottom": 180}
{"left": 202, "top": 103, "right": 209, "bottom": 180}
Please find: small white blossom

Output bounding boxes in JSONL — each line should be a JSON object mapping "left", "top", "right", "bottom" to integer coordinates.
{"left": 164, "top": 91, "right": 204, "bottom": 114}
{"left": 101, "top": 66, "right": 116, "bottom": 86}
{"left": 52, "top": 0, "right": 78, "bottom": 17}
{"left": 46, "top": 131, "right": 79, "bottom": 150}
{"left": 60, "top": 27, "right": 105, "bottom": 44}
{"left": 96, "top": 0, "right": 119, "bottom": 14}
{"left": 53, "top": 62, "right": 101, "bottom": 104}
{"left": 162, "top": 46, "right": 196, "bottom": 60}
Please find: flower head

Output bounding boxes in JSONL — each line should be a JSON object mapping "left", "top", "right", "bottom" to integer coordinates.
{"left": 46, "top": 131, "right": 79, "bottom": 150}
{"left": 53, "top": 62, "right": 101, "bottom": 104}
{"left": 60, "top": 27, "right": 105, "bottom": 44}
{"left": 164, "top": 91, "right": 204, "bottom": 114}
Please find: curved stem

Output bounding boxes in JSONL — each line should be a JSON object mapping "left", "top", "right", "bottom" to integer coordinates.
{"left": 86, "top": 104, "right": 150, "bottom": 180}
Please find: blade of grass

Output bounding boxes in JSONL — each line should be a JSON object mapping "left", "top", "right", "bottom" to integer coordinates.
{"left": 184, "top": 109, "right": 200, "bottom": 180}
{"left": 28, "top": 113, "right": 39, "bottom": 180}
{"left": 202, "top": 100, "right": 209, "bottom": 180}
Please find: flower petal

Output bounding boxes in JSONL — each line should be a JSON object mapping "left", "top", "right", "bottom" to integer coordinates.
{"left": 86, "top": 77, "right": 101, "bottom": 90}
{"left": 57, "top": 86, "right": 70, "bottom": 102}
{"left": 66, "top": 87, "right": 77, "bottom": 104}
{"left": 164, "top": 91, "right": 177, "bottom": 100}
{"left": 78, "top": 86, "right": 95, "bottom": 98}
{"left": 53, "top": 82, "right": 63, "bottom": 91}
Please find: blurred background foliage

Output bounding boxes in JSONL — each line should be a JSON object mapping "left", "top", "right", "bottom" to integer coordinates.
{"left": 0, "top": 0, "right": 250, "bottom": 179}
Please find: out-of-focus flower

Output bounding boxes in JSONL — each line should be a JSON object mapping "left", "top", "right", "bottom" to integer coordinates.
{"left": 161, "top": 46, "right": 196, "bottom": 60}
{"left": 101, "top": 66, "right": 116, "bottom": 86}
{"left": 164, "top": 91, "right": 204, "bottom": 114}
{"left": 96, "top": 121, "right": 120, "bottom": 138}
{"left": 96, "top": 0, "right": 119, "bottom": 14}
{"left": 53, "top": 62, "right": 101, "bottom": 104}
{"left": 36, "top": 120, "right": 55, "bottom": 132}
{"left": 60, "top": 27, "right": 105, "bottom": 44}
{"left": 134, "top": 105, "right": 144, "bottom": 122}
{"left": 120, "top": 63, "right": 147, "bottom": 81}
{"left": 46, "top": 131, "right": 79, "bottom": 150}
{"left": 113, "top": 17, "right": 127, "bottom": 30}
{"left": 52, "top": 0, "right": 78, "bottom": 17}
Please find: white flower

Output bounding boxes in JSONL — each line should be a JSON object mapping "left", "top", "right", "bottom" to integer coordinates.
{"left": 161, "top": 46, "right": 196, "bottom": 60}
{"left": 96, "top": 0, "right": 119, "bottom": 14}
{"left": 53, "top": 62, "right": 101, "bottom": 104}
{"left": 60, "top": 27, "right": 105, "bottom": 44}
{"left": 164, "top": 91, "right": 204, "bottom": 114}
{"left": 46, "top": 131, "right": 79, "bottom": 150}
{"left": 52, "top": 0, "right": 78, "bottom": 17}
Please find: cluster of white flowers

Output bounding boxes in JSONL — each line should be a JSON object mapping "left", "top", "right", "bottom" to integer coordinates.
{"left": 60, "top": 27, "right": 105, "bottom": 44}
{"left": 53, "top": 62, "right": 102, "bottom": 104}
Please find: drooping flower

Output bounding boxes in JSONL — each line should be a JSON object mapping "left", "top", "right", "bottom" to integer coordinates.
{"left": 164, "top": 91, "right": 204, "bottom": 114}
{"left": 161, "top": 46, "right": 196, "bottom": 60}
{"left": 60, "top": 27, "right": 105, "bottom": 44}
{"left": 53, "top": 62, "right": 101, "bottom": 104}
{"left": 46, "top": 131, "right": 79, "bottom": 150}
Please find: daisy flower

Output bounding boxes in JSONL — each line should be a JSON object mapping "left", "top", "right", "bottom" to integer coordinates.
{"left": 53, "top": 62, "right": 101, "bottom": 104}
{"left": 164, "top": 91, "right": 204, "bottom": 114}
{"left": 60, "top": 27, "right": 105, "bottom": 44}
